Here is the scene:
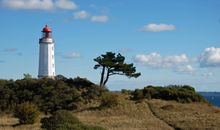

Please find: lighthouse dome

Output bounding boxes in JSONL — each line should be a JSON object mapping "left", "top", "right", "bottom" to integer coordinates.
{"left": 42, "top": 25, "right": 52, "bottom": 33}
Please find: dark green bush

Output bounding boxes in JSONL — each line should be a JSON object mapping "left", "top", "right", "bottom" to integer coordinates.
{"left": 41, "top": 110, "right": 80, "bottom": 130}
{"left": 121, "top": 89, "right": 132, "bottom": 94}
{"left": 132, "top": 89, "right": 144, "bottom": 100}
{"left": 0, "top": 77, "right": 103, "bottom": 114}
{"left": 41, "top": 110, "right": 106, "bottom": 130}
{"left": 14, "top": 102, "right": 40, "bottom": 124}
{"left": 132, "top": 85, "right": 206, "bottom": 103}
{"left": 100, "top": 92, "right": 119, "bottom": 108}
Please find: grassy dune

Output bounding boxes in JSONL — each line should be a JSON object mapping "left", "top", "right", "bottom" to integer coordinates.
{"left": 0, "top": 114, "right": 41, "bottom": 130}
{"left": 147, "top": 99, "right": 220, "bottom": 130}
{"left": 0, "top": 93, "right": 220, "bottom": 130}
{"left": 75, "top": 94, "right": 173, "bottom": 130}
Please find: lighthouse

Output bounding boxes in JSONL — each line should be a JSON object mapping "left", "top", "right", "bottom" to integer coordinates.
{"left": 38, "top": 25, "right": 55, "bottom": 78}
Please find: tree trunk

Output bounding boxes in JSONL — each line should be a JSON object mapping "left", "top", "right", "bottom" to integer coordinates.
{"left": 100, "top": 66, "right": 105, "bottom": 87}
{"left": 103, "top": 69, "right": 110, "bottom": 86}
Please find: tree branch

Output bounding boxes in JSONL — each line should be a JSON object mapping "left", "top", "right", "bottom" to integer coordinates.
{"left": 109, "top": 72, "right": 125, "bottom": 76}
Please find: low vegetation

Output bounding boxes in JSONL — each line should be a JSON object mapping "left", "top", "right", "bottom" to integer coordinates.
{"left": 75, "top": 94, "right": 173, "bottom": 130}
{"left": 0, "top": 76, "right": 105, "bottom": 114}
{"left": 14, "top": 102, "right": 40, "bottom": 124}
{"left": 131, "top": 85, "right": 206, "bottom": 103}
{"left": 0, "top": 76, "right": 219, "bottom": 130}
{"left": 147, "top": 99, "right": 220, "bottom": 129}
{"left": 100, "top": 92, "right": 119, "bottom": 108}
{"left": 41, "top": 110, "right": 106, "bottom": 130}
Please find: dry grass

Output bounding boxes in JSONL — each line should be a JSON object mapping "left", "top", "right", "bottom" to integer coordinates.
{"left": 147, "top": 99, "right": 220, "bottom": 130}
{"left": 0, "top": 114, "right": 41, "bottom": 130}
{"left": 1, "top": 93, "right": 220, "bottom": 130}
{"left": 75, "top": 94, "right": 173, "bottom": 130}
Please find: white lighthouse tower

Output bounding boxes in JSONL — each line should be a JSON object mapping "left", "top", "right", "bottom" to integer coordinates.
{"left": 38, "top": 25, "right": 55, "bottom": 78}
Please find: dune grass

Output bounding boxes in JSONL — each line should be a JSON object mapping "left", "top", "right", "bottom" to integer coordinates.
{"left": 1, "top": 93, "right": 220, "bottom": 130}
{"left": 75, "top": 94, "right": 173, "bottom": 130}
{"left": 0, "top": 114, "right": 41, "bottom": 130}
{"left": 147, "top": 99, "right": 220, "bottom": 130}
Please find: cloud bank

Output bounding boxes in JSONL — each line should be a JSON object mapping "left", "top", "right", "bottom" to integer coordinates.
{"left": 134, "top": 52, "right": 194, "bottom": 74}
{"left": 0, "top": 0, "right": 77, "bottom": 10}
{"left": 134, "top": 47, "right": 220, "bottom": 75}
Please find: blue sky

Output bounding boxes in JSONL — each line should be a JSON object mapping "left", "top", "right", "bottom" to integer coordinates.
{"left": 0, "top": 0, "right": 220, "bottom": 91}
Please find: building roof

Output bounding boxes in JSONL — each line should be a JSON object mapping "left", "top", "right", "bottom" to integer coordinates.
{"left": 42, "top": 25, "right": 52, "bottom": 33}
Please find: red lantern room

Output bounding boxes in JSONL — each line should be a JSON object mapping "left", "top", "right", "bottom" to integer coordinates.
{"left": 42, "top": 25, "right": 52, "bottom": 38}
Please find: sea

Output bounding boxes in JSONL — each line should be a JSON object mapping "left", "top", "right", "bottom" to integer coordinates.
{"left": 199, "top": 92, "right": 220, "bottom": 108}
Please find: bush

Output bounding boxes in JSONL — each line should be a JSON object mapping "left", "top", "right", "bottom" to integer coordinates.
{"left": 41, "top": 110, "right": 106, "bottom": 130}
{"left": 41, "top": 110, "right": 80, "bottom": 130}
{"left": 100, "top": 92, "right": 119, "bottom": 108}
{"left": 0, "top": 77, "right": 103, "bottom": 113}
{"left": 121, "top": 89, "right": 132, "bottom": 94}
{"left": 131, "top": 85, "right": 206, "bottom": 103}
{"left": 14, "top": 102, "right": 40, "bottom": 124}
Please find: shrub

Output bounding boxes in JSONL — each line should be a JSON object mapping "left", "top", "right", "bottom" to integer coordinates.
{"left": 0, "top": 77, "right": 103, "bottom": 113}
{"left": 14, "top": 102, "right": 40, "bottom": 124}
{"left": 100, "top": 92, "right": 119, "bottom": 108}
{"left": 41, "top": 110, "right": 106, "bottom": 130}
{"left": 121, "top": 89, "right": 132, "bottom": 94}
{"left": 41, "top": 110, "right": 80, "bottom": 130}
{"left": 131, "top": 85, "right": 206, "bottom": 103}
{"left": 132, "top": 89, "right": 144, "bottom": 100}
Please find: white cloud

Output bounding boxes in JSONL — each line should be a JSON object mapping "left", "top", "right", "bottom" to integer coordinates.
{"left": 174, "top": 65, "right": 195, "bottom": 74}
{"left": 134, "top": 52, "right": 188, "bottom": 68}
{"left": 141, "top": 23, "right": 176, "bottom": 32}
{"left": 62, "top": 52, "right": 81, "bottom": 59}
{"left": 134, "top": 52, "right": 193, "bottom": 74}
{"left": 91, "top": 15, "right": 108, "bottom": 23}
{"left": 199, "top": 47, "right": 220, "bottom": 67}
{"left": 55, "top": 0, "right": 77, "bottom": 10}
{"left": 74, "top": 10, "right": 89, "bottom": 19}
{"left": 1, "top": 0, "right": 77, "bottom": 10}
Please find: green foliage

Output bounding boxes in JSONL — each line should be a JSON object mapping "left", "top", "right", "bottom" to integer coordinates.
{"left": 100, "top": 92, "right": 119, "bottom": 108}
{"left": 0, "top": 77, "right": 104, "bottom": 114}
{"left": 41, "top": 110, "right": 106, "bottom": 130}
{"left": 0, "top": 81, "right": 16, "bottom": 111}
{"left": 132, "top": 85, "right": 206, "bottom": 103}
{"left": 14, "top": 102, "right": 40, "bottom": 124}
{"left": 23, "top": 73, "right": 32, "bottom": 80}
{"left": 121, "top": 89, "right": 132, "bottom": 94}
{"left": 94, "top": 52, "right": 141, "bottom": 87}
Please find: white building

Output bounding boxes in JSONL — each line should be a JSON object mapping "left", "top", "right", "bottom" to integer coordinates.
{"left": 38, "top": 25, "right": 55, "bottom": 78}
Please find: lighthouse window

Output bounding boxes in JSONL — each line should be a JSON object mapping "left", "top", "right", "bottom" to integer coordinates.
{"left": 52, "top": 55, "right": 54, "bottom": 59}
{"left": 52, "top": 47, "right": 54, "bottom": 50}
